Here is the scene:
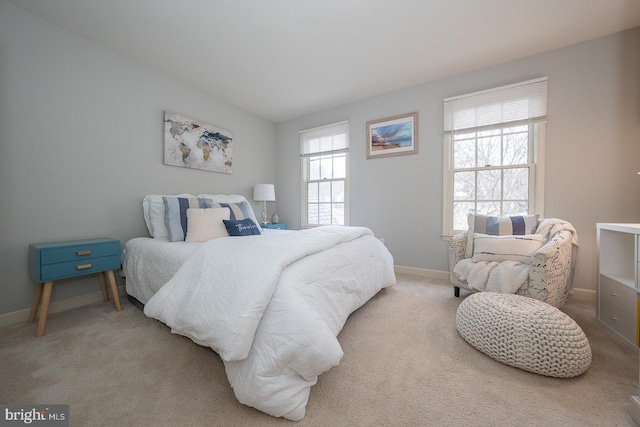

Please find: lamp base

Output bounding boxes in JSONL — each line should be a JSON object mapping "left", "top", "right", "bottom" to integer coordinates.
{"left": 261, "top": 201, "right": 269, "bottom": 225}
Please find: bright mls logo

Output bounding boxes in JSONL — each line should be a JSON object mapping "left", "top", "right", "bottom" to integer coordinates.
{"left": 1, "top": 405, "right": 68, "bottom": 426}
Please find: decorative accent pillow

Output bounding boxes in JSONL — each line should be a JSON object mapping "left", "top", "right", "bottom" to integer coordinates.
{"left": 185, "top": 208, "right": 230, "bottom": 243}
{"left": 223, "top": 218, "right": 262, "bottom": 236}
{"left": 143, "top": 194, "right": 195, "bottom": 240}
{"left": 471, "top": 233, "right": 545, "bottom": 263}
{"left": 466, "top": 213, "right": 539, "bottom": 258}
{"left": 163, "top": 196, "right": 214, "bottom": 242}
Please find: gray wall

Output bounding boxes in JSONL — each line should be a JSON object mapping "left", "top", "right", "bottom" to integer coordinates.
{"left": 0, "top": 1, "right": 277, "bottom": 315}
{"left": 276, "top": 28, "right": 640, "bottom": 293}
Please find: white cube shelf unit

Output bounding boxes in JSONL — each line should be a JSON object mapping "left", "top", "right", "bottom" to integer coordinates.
{"left": 596, "top": 223, "right": 640, "bottom": 348}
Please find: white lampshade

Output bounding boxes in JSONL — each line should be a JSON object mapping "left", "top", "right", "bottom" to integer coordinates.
{"left": 253, "top": 184, "right": 275, "bottom": 202}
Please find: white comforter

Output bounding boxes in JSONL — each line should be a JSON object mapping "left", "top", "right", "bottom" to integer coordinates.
{"left": 143, "top": 226, "right": 395, "bottom": 420}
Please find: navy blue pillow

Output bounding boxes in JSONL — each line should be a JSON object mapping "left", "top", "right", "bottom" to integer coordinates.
{"left": 223, "top": 218, "right": 262, "bottom": 236}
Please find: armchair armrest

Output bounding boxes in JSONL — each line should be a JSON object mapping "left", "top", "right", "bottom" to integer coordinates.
{"left": 448, "top": 231, "right": 468, "bottom": 268}
{"left": 447, "top": 231, "right": 469, "bottom": 290}
{"left": 525, "top": 229, "right": 576, "bottom": 307}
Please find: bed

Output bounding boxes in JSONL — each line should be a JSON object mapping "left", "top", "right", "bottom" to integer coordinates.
{"left": 121, "top": 194, "right": 396, "bottom": 420}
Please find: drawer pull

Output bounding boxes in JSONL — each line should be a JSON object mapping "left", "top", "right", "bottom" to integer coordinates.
{"left": 610, "top": 293, "right": 618, "bottom": 296}
{"left": 76, "top": 264, "right": 92, "bottom": 270}
{"left": 610, "top": 316, "right": 618, "bottom": 321}
{"left": 76, "top": 250, "right": 92, "bottom": 256}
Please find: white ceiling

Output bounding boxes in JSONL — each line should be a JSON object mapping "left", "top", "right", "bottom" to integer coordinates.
{"left": 8, "top": 0, "right": 640, "bottom": 123}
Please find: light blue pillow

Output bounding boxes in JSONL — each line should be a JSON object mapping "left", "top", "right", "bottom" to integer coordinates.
{"left": 223, "top": 218, "right": 262, "bottom": 236}
{"left": 163, "top": 196, "right": 213, "bottom": 241}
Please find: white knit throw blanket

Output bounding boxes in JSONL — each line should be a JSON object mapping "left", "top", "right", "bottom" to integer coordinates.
{"left": 535, "top": 218, "right": 578, "bottom": 246}
{"left": 454, "top": 258, "right": 529, "bottom": 293}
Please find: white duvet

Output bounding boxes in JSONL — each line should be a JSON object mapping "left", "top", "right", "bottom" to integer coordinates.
{"left": 143, "top": 226, "right": 395, "bottom": 420}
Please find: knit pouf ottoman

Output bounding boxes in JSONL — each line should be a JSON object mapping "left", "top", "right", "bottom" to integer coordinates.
{"left": 456, "top": 292, "right": 592, "bottom": 378}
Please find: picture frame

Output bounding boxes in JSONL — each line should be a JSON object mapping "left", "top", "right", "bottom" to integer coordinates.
{"left": 366, "top": 112, "right": 418, "bottom": 159}
{"left": 163, "top": 111, "right": 233, "bottom": 174}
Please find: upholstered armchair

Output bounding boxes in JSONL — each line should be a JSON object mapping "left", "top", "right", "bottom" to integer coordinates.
{"left": 448, "top": 218, "right": 578, "bottom": 308}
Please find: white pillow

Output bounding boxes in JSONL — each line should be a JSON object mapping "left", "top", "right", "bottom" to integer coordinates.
{"left": 185, "top": 208, "right": 231, "bottom": 242}
{"left": 471, "top": 233, "right": 545, "bottom": 263}
{"left": 142, "top": 194, "right": 194, "bottom": 240}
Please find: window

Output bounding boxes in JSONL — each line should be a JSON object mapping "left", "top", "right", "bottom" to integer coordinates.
{"left": 442, "top": 78, "right": 547, "bottom": 236}
{"left": 300, "top": 121, "right": 349, "bottom": 227}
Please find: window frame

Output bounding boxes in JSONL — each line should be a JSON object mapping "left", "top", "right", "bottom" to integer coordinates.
{"left": 442, "top": 78, "right": 547, "bottom": 237}
{"left": 442, "top": 123, "right": 545, "bottom": 237}
{"left": 300, "top": 121, "right": 350, "bottom": 228}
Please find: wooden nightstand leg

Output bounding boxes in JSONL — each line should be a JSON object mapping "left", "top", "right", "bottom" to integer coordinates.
{"left": 106, "top": 270, "right": 122, "bottom": 312}
{"left": 28, "top": 282, "right": 44, "bottom": 324}
{"left": 36, "top": 281, "right": 53, "bottom": 338}
{"left": 99, "top": 271, "right": 110, "bottom": 303}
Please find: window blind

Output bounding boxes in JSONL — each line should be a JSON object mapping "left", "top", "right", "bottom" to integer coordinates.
{"left": 300, "top": 121, "right": 349, "bottom": 157}
{"left": 444, "top": 77, "right": 547, "bottom": 132}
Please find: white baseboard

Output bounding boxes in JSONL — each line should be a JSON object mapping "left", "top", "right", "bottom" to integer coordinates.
{"left": 0, "top": 285, "right": 126, "bottom": 329}
{"left": 394, "top": 265, "right": 450, "bottom": 281}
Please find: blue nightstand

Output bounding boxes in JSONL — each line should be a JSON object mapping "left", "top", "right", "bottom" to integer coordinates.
{"left": 28, "top": 238, "right": 121, "bottom": 337}
{"left": 262, "top": 223, "right": 287, "bottom": 230}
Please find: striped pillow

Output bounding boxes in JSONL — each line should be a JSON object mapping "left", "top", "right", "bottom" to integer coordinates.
{"left": 218, "top": 201, "right": 253, "bottom": 221}
{"left": 466, "top": 214, "right": 539, "bottom": 258}
{"left": 163, "top": 196, "right": 214, "bottom": 242}
{"left": 143, "top": 193, "right": 195, "bottom": 239}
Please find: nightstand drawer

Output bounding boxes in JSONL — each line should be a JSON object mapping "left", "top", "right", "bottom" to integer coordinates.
{"left": 39, "top": 240, "right": 120, "bottom": 264}
{"left": 40, "top": 255, "right": 120, "bottom": 282}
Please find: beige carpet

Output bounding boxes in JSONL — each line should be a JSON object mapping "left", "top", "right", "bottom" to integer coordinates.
{"left": 1, "top": 274, "right": 638, "bottom": 426}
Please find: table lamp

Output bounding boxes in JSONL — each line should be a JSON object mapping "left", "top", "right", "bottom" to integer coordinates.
{"left": 253, "top": 184, "right": 275, "bottom": 225}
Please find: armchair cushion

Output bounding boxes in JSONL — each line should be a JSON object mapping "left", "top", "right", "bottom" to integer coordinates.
{"left": 466, "top": 213, "right": 539, "bottom": 257}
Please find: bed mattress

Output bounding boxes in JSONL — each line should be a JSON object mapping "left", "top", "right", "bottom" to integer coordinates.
{"left": 121, "top": 237, "right": 202, "bottom": 304}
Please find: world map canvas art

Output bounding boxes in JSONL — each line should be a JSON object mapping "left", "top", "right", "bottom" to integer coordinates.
{"left": 164, "top": 111, "right": 233, "bottom": 174}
